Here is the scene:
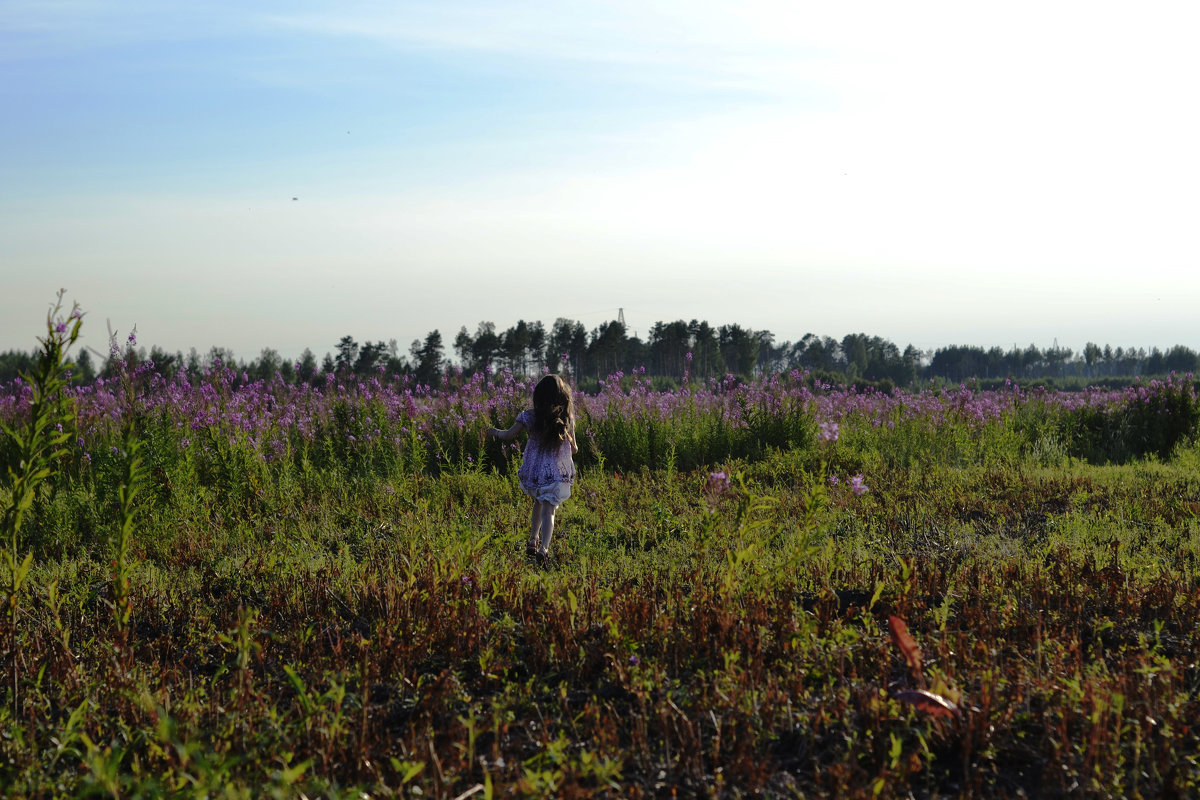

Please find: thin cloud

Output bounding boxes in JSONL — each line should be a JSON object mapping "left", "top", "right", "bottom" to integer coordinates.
{"left": 262, "top": 2, "right": 837, "bottom": 97}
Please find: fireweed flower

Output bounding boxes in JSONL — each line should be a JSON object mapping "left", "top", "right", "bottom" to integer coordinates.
{"left": 704, "top": 471, "right": 733, "bottom": 510}
{"left": 706, "top": 470, "right": 731, "bottom": 495}
{"left": 819, "top": 420, "right": 839, "bottom": 443}
{"left": 828, "top": 474, "right": 839, "bottom": 487}
{"left": 849, "top": 474, "right": 868, "bottom": 496}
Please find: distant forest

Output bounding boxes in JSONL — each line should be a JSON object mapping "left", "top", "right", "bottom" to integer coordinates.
{"left": 2, "top": 316, "right": 1198, "bottom": 391}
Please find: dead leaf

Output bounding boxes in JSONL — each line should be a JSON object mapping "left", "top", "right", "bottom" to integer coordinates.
{"left": 894, "top": 689, "right": 961, "bottom": 720}
{"left": 888, "top": 614, "right": 923, "bottom": 681}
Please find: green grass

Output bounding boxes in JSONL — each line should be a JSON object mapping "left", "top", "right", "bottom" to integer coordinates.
{"left": 2, "top": 439, "right": 1199, "bottom": 797}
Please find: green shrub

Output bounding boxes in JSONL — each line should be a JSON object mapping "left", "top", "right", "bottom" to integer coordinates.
{"left": 1058, "top": 378, "right": 1200, "bottom": 463}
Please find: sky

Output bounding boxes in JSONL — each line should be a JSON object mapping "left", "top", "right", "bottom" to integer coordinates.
{"left": 3, "top": 1, "right": 1199, "bottom": 363}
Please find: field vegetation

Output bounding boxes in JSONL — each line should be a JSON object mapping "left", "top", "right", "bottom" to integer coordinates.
{"left": 2, "top": 298, "right": 1200, "bottom": 798}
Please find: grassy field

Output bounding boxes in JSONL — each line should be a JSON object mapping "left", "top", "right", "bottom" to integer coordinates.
{"left": 2, "top": 307, "right": 1200, "bottom": 798}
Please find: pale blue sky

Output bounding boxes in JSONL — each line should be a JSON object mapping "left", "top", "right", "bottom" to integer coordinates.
{"left": 3, "top": 1, "right": 1198, "bottom": 362}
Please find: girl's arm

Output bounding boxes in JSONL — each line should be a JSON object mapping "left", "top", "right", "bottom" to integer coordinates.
{"left": 567, "top": 416, "right": 579, "bottom": 455}
{"left": 488, "top": 418, "right": 526, "bottom": 441}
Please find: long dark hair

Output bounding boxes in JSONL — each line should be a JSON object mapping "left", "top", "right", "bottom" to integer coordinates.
{"left": 530, "top": 374, "right": 572, "bottom": 447}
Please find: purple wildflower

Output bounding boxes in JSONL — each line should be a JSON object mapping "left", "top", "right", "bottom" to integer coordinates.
{"left": 707, "top": 471, "right": 731, "bottom": 492}
{"left": 703, "top": 470, "right": 733, "bottom": 511}
{"left": 705, "top": 470, "right": 732, "bottom": 499}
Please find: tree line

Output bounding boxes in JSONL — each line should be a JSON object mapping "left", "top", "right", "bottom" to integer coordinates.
{"left": 2, "top": 316, "right": 1198, "bottom": 389}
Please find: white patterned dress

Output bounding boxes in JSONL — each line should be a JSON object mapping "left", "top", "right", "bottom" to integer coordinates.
{"left": 515, "top": 410, "right": 576, "bottom": 505}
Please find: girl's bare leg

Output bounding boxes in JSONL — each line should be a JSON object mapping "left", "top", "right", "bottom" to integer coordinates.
{"left": 528, "top": 502, "right": 542, "bottom": 551}
{"left": 538, "top": 501, "right": 556, "bottom": 556}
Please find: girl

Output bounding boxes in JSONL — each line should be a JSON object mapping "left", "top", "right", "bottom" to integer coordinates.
{"left": 487, "top": 374, "right": 578, "bottom": 563}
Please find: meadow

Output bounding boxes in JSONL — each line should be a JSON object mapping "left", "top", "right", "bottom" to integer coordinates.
{"left": 2, "top": 303, "right": 1200, "bottom": 798}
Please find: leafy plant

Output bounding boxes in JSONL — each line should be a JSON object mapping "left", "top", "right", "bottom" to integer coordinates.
{"left": 1, "top": 291, "right": 81, "bottom": 714}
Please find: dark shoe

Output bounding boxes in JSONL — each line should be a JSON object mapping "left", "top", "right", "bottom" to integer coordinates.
{"left": 525, "top": 543, "right": 538, "bottom": 561}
